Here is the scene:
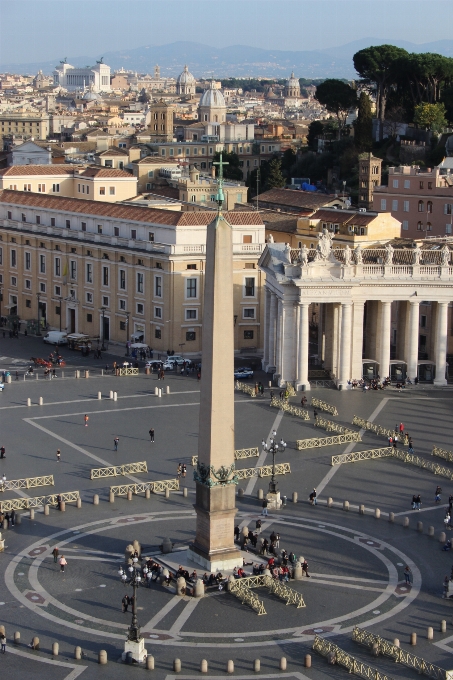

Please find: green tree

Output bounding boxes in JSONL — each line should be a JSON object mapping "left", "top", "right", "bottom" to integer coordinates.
{"left": 413, "top": 102, "right": 447, "bottom": 131}
{"left": 314, "top": 79, "right": 357, "bottom": 139}
{"left": 354, "top": 92, "right": 373, "bottom": 151}
{"left": 212, "top": 151, "right": 243, "bottom": 181}
{"left": 353, "top": 45, "right": 408, "bottom": 139}
{"left": 265, "top": 158, "right": 286, "bottom": 190}
{"left": 138, "top": 88, "right": 150, "bottom": 103}
{"left": 307, "top": 120, "right": 324, "bottom": 150}
{"left": 281, "top": 148, "right": 296, "bottom": 177}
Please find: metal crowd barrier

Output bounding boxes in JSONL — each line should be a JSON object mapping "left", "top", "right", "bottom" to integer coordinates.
{"left": 352, "top": 415, "right": 394, "bottom": 439}
{"left": 118, "top": 367, "right": 139, "bottom": 376}
{"left": 297, "top": 432, "right": 361, "bottom": 450}
{"left": 191, "top": 448, "right": 259, "bottom": 466}
{"left": 315, "top": 416, "right": 356, "bottom": 435}
{"left": 311, "top": 397, "right": 338, "bottom": 416}
{"left": 432, "top": 446, "right": 453, "bottom": 464}
{"left": 235, "top": 381, "right": 256, "bottom": 397}
{"left": 235, "top": 462, "right": 291, "bottom": 480}
{"left": 332, "top": 447, "right": 394, "bottom": 466}
{"left": 110, "top": 478, "right": 179, "bottom": 496}
{"left": 313, "top": 635, "right": 395, "bottom": 680}
{"left": 0, "top": 474, "right": 54, "bottom": 491}
{"left": 0, "top": 490, "right": 80, "bottom": 513}
{"left": 270, "top": 397, "right": 310, "bottom": 420}
{"left": 90, "top": 461, "right": 147, "bottom": 480}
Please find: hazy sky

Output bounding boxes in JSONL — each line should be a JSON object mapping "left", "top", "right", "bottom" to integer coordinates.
{"left": 1, "top": 0, "right": 452, "bottom": 63}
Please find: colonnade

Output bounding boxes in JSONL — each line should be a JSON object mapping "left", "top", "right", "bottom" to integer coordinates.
{"left": 263, "top": 288, "right": 450, "bottom": 389}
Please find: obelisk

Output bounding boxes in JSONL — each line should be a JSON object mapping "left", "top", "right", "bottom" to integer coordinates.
{"left": 188, "top": 154, "right": 241, "bottom": 572}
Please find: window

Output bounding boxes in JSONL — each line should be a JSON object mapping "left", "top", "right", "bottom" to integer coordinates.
{"left": 156, "top": 262, "right": 163, "bottom": 269}
{"left": 155, "top": 328, "right": 162, "bottom": 339}
{"left": 420, "top": 181, "right": 424, "bottom": 189}
{"left": 99, "top": 187, "right": 106, "bottom": 195}
{"left": 26, "top": 299, "right": 31, "bottom": 308}
{"left": 81, "top": 222, "right": 87, "bottom": 231}
{"left": 244, "top": 330, "right": 254, "bottom": 339}
{"left": 23, "top": 184, "right": 31, "bottom": 192}
{"left": 428, "top": 182, "right": 433, "bottom": 190}
{"left": 392, "top": 179, "right": 399, "bottom": 188}
{"left": 86, "top": 292, "right": 93, "bottom": 303}
{"left": 97, "top": 224, "right": 102, "bottom": 234}
{"left": 6, "top": 211, "right": 11, "bottom": 220}
{"left": 149, "top": 232, "right": 154, "bottom": 242}
{"left": 427, "top": 201, "right": 433, "bottom": 213}
{"left": 120, "top": 321, "right": 126, "bottom": 330}
{"left": 11, "top": 276, "right": 17, "bottom": 287}
{"left": 426, "top": 222, "right": 432, "bottom": 231}
{"left": 25, "top": 279, "right": 31, "bottom": 289}
{"left": 38, "top": 254, "right": 47, "bottom": 274}
{"left": 380, "top": 199, "right": 387, "bottom": 211}
{"left": 86, "top": 263, "right": 92, "bottom": 283}
{"left": 55, "top": 285, "right": 61, "bottom": 296}
{"left": 137, "top": 272, "right": 144, "bottom": 294}
{"left": 185, "top": 330, "right": 196, "bottom": 342}
{"left": 120, "top": 269, "right": 126, "bottom": 290}
{"left": 25, "top": 252, "right": 31, "bottom": 270}
{"left": 403, "top": 201, "right": 409, "bottom": 212}
{"left": 186, "top": 278, "right": 197, "bottom": 298}
{"left": 70, "top": 260, "right": 76, "bottom": 280}
{"left": 131, "top": 229, "right": 137, "bottom": 240}
{"left": 418, "top": 200, "right": 424, "bottom": 212}
{"left": 52, "top": 183, "right": 60, "bottom": 192}
{"left": 237, "top": 193, "right": 243, "bottom": 202}
{"left": 109, "top": 187, "right": 115, "bottom": 196}
{"left": 65, "top": 219, "right": 70, "bottom": 229}
{"left": 243, "top": 308, "right": 255, "bottom": 319}
{"left": 243, "top": 235, "right": 252, "bottom": 244}
{"left": 114, "top": 227, "right": 119, "bottom": 236}
{"left": 102, "top": 296, "right": 109, "bottom": 307}
{"left": 39, "top": 282, "right": 46, "bottom": 293}
{"left": 154, "top": 307, "right": 162, "bottom": 319}
{"left": 447, "top": 223, "right": 452, "bottom": 235}
{"left": 51, "top": 217, "right": 56, "bottom": 227}
{"left": 36, "top": 215, "right": 41, "bottom": 225}
{"left": 417, "top": 221, "right": 423, "bottom": 231}
{"left": 392, "top": 200, "right": 398, "bottom": 211}
{"left": 420, "top": 315, "right": 427, "bottom": 328}
{"left": 148, "top": 170, "right": 154, "bottom": 178}
{"left": 102, "top": 267, "right": 109, "bottom": 286}
{"left": 404, "top": 180, "right": 410, "bottom": 189}
{"left": 86, "top": 185, "right": 89, "bottom": 195}
{"left": 402, "top": 220, "right": 409, "bottom": 231}
{"left": 185, "top": 309, "right": 197, "bottom": 320}
{"left": 137, "top": 303, "right": 144, "bottom": 315}
{"left": 87, "top": 313, "right": 93, "bottom": 323}
{"left": 77, "top": 183, "right": 81, "bottom": 193}
{"left": 155, "top": 276, "right": 162, "bottom": 297}
{"left": 244, "top": 277, "right": 255, "bottom": 297}
{"left": 118, "top": 299, "right": 126, "bottom": 311}
{"left": 21, "top": 213, "right": 26, "bottom": 222}
{"left": 187, "top": 264, "right": 197, "bottom": 270}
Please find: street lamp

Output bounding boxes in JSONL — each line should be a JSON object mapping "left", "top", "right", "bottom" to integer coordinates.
{"left": 99, "top": 307, "right": 106, "bottom": 351}
{"left": 124, "top": 311, "right": 130, "bottom": 356}
{"left": 118, "top": 557, "right": 146, "bottom": 647}
{"left": 36, "top": 292, "right": 42, "bottom": 336}
{"left": 261, "top": 430, "right": 286, "bottom": 494}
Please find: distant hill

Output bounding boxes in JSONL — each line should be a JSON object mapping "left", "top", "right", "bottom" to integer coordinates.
{"left": 2, "top": 38, "right": 453, "bottom": 79}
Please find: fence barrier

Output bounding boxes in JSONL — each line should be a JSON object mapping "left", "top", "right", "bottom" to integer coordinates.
{"left": 270, "top": 397, "right": 310, "bottom": 420}
{"left": 110, "top": 479, "right": 179, "bottom": 497}
{"left": 235, "top": 381, "right": 256, "bottom": 397}
{"left": 236, "top": 574, "right": 305, "bottom": 608}
{"left": 235, "top": 463, "right": 291, "bottom": 480}
{"left": 192, "top": 448, "right": 259, "bottom": 466}
{"left": 311, "top": 397, "right": 338, "bottom": 416}
{"left": 90, "top": 462, "right": 147, "bottom": 480}
{"left": 432, "top": 446, "right": 453, "bottom": 465}
{"left": 332, "top": 447, "right": 394, "bottom": 466}
{"left": 352, "top": 627, "right": 452, "bottom": 680}
{"left": 313, "top": 635, "right": 395, "bottom": 680}
{"left": 118, "top": 367, "right": 139, "bottom": 376}
{"left": 352, "top": 415, "right": 394, "bottom": 439}
{"left": 331, "top": 447, "right": 453, "bottom": 481}
{"left": 393, "top": 450, "right": 453, "bottom": 481}
{"left": 0, "top": 474, "right": 54, "bottom": 491}
{"left": 297, "top": 433, "right": 362, "bottom": 450}
{"left": 229, "top": 580, "right": 266, "bottom": 615}
{"left": 315, "top": 416, "right": 356, "bottom": 435}
{"left": 309, "top": 380, "right": 335, "bottom": 388}
{"left": 0, "top": 490, "right": 80, "bottom": 513}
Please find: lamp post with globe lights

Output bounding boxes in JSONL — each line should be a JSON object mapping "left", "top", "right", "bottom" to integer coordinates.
{"left": 118, "top": 556, "right": 148, "bottom": 662}
{"left": 261, "top": 430, "right": 286, "bottom": 505}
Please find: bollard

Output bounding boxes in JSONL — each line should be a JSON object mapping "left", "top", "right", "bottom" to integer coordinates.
{"left": 75, "top": 370, "right": 80, "bottom": 379}
{"left": 389, "top": 512, "right": 395, "bottom": 523}
{"left": 403, "top": 517, "right": 409, "bottom": 528}
{"left": 158, "top": 389, "right": 162, "bottom": 398}
{"left": 227, "top": 660, "right": 234, "bottom": 674}
{"left": 161, "top": 538, "right": 172, "bottom": 554}
{"left": 109, "top": 390, "right": 113, "bottom": 399}
{"left": 194, "top": 579, "right": 205, "bottom": 598}
{"left": 327, "top": 497, "right": 333, "bottom": 507}
{"left": 93, "top": 494, "right": 99, "bottom": 505}
{"left": 375, "top": 508, "right": 380, "bottom": 519}
{"left": 39, "top": 397, "right": 43, "bottom": 406}
{"left": 16, "top": 513, "right": 21, "bottom": 525}
{"left": 359, "top": 504, "right": 365, "bottom": 515}
{"left": 269, "top": 381, "right": 272, "bottom": 388}
{"left": 35, "top": 373, "right": 39, "bottom": 380}
{"left": 428, "top": 526, "right": 435, "bottom": 536}
{"left": 6, "top": 374, "right": 11, "bottom": 384}
{"left": 109, "top": 491, "right": 115, "bottom": 503}
{"left": 27, "top": 398, "right": 31, "bottom": 406}
{"left": 254, "top": 659, "right": 260, "bottom": 672}
{"left": 146, "top": 655, "right": 155, "bottom": 670}
{"left": 410, "top": 632, "right": 417, "bottom": 646}
{"left": 74, "top": 646, "right": 82, "bottom": 660}
{"left": 343, "top": 500, "right": 349, "bottom": 511}
{"left": 31, "top": 637, "right": 39, "bottom": 650}
{"left": 166, "top": 385, "right": 170, "bottom": 394}
{"left": 14, "top": 631, "right": 20, "bottom": 645}
{"left": 173, "top": 658, "right": 181, "bottom": 673}
{"left": 441, "top": 619, "right": 447, "bottom": 633}
{"left": 394, "top": 638, "right": 400, "bottom": 647}
{"left": 44, "top": 504, "right": 49, "bottom": 516}
{"left": 417, "top": 521, "right": 423, "bottom": 533}
{"left": 2, "top": 519, "right": 7, "bottom": 531}
{"left": 427, "top": 626, "right": 434, "bottom": 640}
{"left": 76, "top": 497, "right": 82, "bottom": 509}
{"left": 165, "top": 488, "right": 170, "bottom": 499}
{"left": 280, "top": 657, "right": 287, "bottom": 671}
{"left": 237, "top": 488, "right": 244, "bottom": 498}
{"left": 61, "top": 371, "right": 64, "bottom": 379}
{"left": 293, "top": 561, "right": 303, "bottom": 580}
{"left": 258, "top": 489, "right": 264, "bottom": 500}
{"left": 154, "top": 387, "right": 159, "bottom": 396}
{"left": 305, "top": 654, "right": 312, "bottom": 668}
{"left": 440, "top": 532, "right": 447, "bottom": 543}
{"left": 29, "top": 509, "right": 34, "bottom": 520}
{"left": 176, "top": 576, "right": 186, "bottom": 596}
{"left": 113, "top": 392, "right": 117, "bottom": 401}
{"left": 145, "top": 489, "right": 151, "bottom": 499}
{"left": 52, "top": 642, "right": 59, "bottom": 657}
{"left": 60, "top": 501, "right": 65, "bottom": 512}
{"left": 292, "top": 491, "right": 298, "bottom": 503}
{"left": 84, "top": 370, "right": 89, "bottom": 379}
{"left": 200, "top": 659, "right": 208, "bottom": 673}
{"left": 97, "top": 391, "right": 102, "bottom": 400}
{"left": 98, "top": 649, "right": 107, "bottom": 664}
{"left": 127, "top": 490, "right": 132, "bottom": 501}
{"left": 183, "top": 487, "right": 188, "bottom": 498}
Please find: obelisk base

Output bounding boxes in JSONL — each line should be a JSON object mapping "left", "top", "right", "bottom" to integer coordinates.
{"left": 266, "top": 491, "right": 282, "bottom": 510}
{"left": 188, "top": 544, "right": 242, "bottom": 573}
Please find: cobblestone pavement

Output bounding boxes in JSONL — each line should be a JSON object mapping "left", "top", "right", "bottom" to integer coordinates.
{"left": 1, "top": 341, "right": 453, "bottom": 678}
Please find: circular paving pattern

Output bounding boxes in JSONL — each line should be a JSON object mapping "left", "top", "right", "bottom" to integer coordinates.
{"left": 4, "top": 510, "right": 421, "bottom": 648}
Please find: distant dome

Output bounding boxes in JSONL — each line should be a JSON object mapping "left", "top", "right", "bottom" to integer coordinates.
{"left": 200, "top": 81, "right": 226, "bottom": 108}
{"left": 83, "top": 88, "right": 101, "bottom": 101}
{"left": 286, "top": 72, "right": 299, "bottom": 88}
{"left": 177, "top": 64, "right": 195, "bottom": 85}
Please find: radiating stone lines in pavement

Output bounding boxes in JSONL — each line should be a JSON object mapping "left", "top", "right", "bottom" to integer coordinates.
{"left": 168, "top": 598, "right": 201, "bottom": 635}
{"left": 245, "top": 410, "right": 284, "bottom": 495}
{"left": 5, "top": 646, "right": 87, "bottom": 679}
{"left": 142, "top": 595, "right": 182, "bottom": 632}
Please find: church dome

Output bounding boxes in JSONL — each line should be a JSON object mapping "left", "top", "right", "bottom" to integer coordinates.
{"left": 177, "top": 65, "right": 195, "bottom": 85}
{"left": 286, "top": 72, "right": 299, "bottom": 88}
{"left": 83, "top": 90, "right": 101, "bottom": 101}
{"left": 199, "top": 81, "right": 226, "bottom": 108}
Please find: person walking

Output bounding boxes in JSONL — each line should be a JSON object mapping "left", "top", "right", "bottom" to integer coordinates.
{"left": 415, "top": 494, "right": 421, "bottom": 510}
{"left": 0, "top": 446, "right": 5, "bottom": 458}
{"left": 122, "top": 594, "right": 129, "bottom": 613}
{"left": 181, "top": 464, "right": 187, "bottom": 478}
{"left": 56, "top": 449, "right": 61, "bottom": 463}
{"left": 404, "top": 565, "right": 412, "bottom": 585}
{"left": 114, "top": 437, "right": 119, "bottom": 451}
{"left": 255, "top": 518, "right": 262, "bottom": 534}
{"left": 262, "top": 499, "right": 268, "bottom": 516}
{"left": 408, "top": 437, "right": 414, "bottom": 454}
{"left": 0, "top": 632, "right": 5, "bottom": 653}
{"left": 84, "top": 414, "right": 89, "bottom": 427}
{"left": 310, "top": 488, "right": 317, "bottom": 506}
{"left": 59, "top": 555, "right": 67, "bottom": 573}
{"left": 399, "top": 422, "right": 404, "bottom": 434}
{"left": 435, "top": 486, "right": 442, "bottom": 503}
{"left": 149, "top": 428, "right": 154, "bottom": 443}
{"left": 10, "top": 509, "right": 15, "bottom": 527}
{"left": 177, "top": 464, "right": 182, "bottom": 479}
{"left": 52, "top": 546, "right": 59, "bottom": 563}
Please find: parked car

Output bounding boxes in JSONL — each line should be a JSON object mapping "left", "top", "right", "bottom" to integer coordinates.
{"left": 145, "top": 360, "right": 163, "bottom": 369}
{"left": 0, "top": 382, "right": 5, "bottom": 391}
{"left": 43, "top": 331, "right": 68, "bottom": 345}
{"left": 166, "top": 355, "right": 192, "bottom": 366}
{"left": 234, "top": 367, "right": 254, "bottom": 379}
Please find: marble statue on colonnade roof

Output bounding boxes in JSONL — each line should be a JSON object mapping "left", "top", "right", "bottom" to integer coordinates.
{"left": 315, "top": 227, "right": 335, "bottom": 262}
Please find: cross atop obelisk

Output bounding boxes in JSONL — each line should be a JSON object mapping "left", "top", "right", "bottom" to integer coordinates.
{"left": 188, "top": 153, "right": 241, "bottom": 572}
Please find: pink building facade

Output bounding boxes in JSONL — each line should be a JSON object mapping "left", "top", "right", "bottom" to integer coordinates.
{"left": 373, "top": 165, "right": 453, "bottom": 239}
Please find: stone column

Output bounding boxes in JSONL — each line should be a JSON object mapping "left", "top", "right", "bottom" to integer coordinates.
{"left": 379, "top": 301, "right": 391, "bottom": 379}
{"left": 338, "top": 302, "right": 352, "bottom": 389}
{"left": 262, "top": 288, "right": 271, "bottom": 369}
{"left": 324, "top": 303, "right": 340, "bottom": 377}
{"left": 317, "top": 303, "right": 324, "bottom": 363}
{"left": 396, "top": 301, "right": 408, "bottom": 360}
{"left": 266, "top": 292, "right": 277, "bottom": 372}
{"left": 296, "top": 302, "right": 310, "bottom": 391}
{"left": 280, "top": 301, "right": 296, "bottom": 387}
{"left": 350, "top": 301, "right": 365, "bottom": 380}
{"left": 364, "top": 300, "right": 379, "bottom": 361}
{"left": 434, "top": 301, "right": 449, "bottom": 386}
{"left": 275, "top": 298, "right": 283, "bottom": 379}
{"left": 406, "top": 300, "right": 420, "bottom": 381}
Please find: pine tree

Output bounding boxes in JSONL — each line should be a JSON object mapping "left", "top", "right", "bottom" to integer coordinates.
{"left": 354, "top": 92, "right": 373, "bottom": 151}
{"left": 266, "top": 159, "right": 286, "bottom": 190}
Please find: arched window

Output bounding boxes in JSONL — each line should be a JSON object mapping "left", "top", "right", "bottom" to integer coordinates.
{"left": 417, "top": 221, "right": 423, "bottom": 231}
{"left": 427, "top": 201, "right": 433, "bottom": 213}
{"left": 204, "top": 114, "right": 208, "bottom": 122}
{"left": 418, "top": 200, "right": 424, "bottom": 212}
{"left": 426, "top": 222, "right": 432, "bottom": 231}
{"left": 214, "top": 115, "right": 218, "bottom": 122}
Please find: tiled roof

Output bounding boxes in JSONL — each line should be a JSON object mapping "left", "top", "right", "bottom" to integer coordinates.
{"left": 133, "top": 156, "right": 181, "bottom": 165}
{"left": 95, "top": 148, "right": 129, "bottom": 156}
{"left": 80, "top": 167, "right": 133, "bottom": 178}
{"left": 258, "top": 188, "right": 342, "bottom": 211}
{"left": 0, "top": 165, "right": 76, "bottom": 177}
{"left": 0, "top": 190, "right": 264, "bottom": 227}
{"left": 310, "top": 209, "right": 375, "bottom": 226}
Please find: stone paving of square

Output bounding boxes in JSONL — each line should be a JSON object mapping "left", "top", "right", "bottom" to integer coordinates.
{"left": 1, "top": 336, "right": 453, "bottom": 679}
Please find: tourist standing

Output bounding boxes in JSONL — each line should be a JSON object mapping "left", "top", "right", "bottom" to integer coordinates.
{"left": 84, "top": 414, "right": 89, "bottom": 427}
{"left": 149, "top": 428, "right": 154, "bottom": 442}
{"left": 56, "top": 449, "right": 61, "bottom": 462}
{"left": 59, "top": 555, "right": 67, "bottom": 573}
{"left": 52, "top": 547, "right": 59, "bottom": 563}
{"left": 114, "top": 437, "right": 119, "bottom": 451}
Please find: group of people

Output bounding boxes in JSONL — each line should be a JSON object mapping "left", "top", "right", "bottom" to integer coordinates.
{"left": 0, "top": 509, "right": 15, "bottom": 526}
{"left": 389, "top": 423, "right": 414, "bottom": 453}
{"left": 177, "top": 464, "right": 187, "bottom": 479}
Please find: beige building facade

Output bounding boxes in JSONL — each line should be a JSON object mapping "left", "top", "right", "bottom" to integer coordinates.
{"left": 0, "top": 190, "right": 265, "bottom": 354}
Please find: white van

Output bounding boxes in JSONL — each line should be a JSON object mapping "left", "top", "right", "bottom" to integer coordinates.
{"left": 43, "top": 331, "right": 68, "bottom": 345}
